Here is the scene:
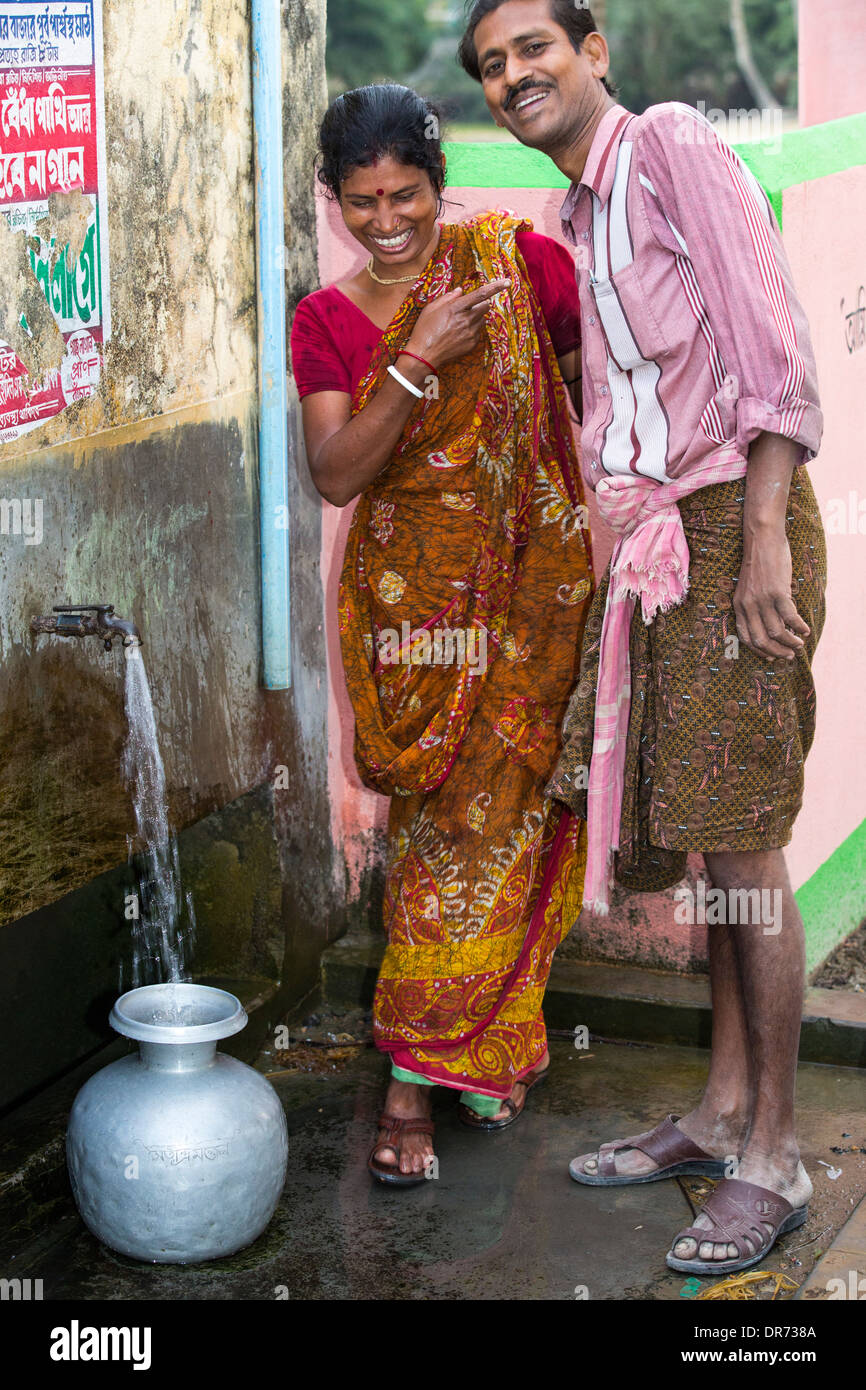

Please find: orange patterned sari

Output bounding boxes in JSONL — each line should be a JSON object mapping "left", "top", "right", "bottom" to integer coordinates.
{"left": 338, "top": 211, "right": 592, "bottom": 1098}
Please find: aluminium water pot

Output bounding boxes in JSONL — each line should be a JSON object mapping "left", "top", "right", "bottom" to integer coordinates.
{"left": 66, "top": 983, "right": 288, "bottom": 1264}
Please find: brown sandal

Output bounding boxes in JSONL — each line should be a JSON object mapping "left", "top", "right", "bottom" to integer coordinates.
{"left": 569, "top": 1114, "right": 731, "bottom": 1186}
{"left": 665, "top": 1177, "right": 808, "bottom": 1274}
{"left": 368, "top": 1113, "right": 436, "bottom": 1187}
{"left": 458, "top": 1064, "right": 549, "bottom": 1131}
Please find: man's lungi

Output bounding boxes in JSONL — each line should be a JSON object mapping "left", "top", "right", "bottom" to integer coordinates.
{"left": 548, "top": 471, "right": 827, "bottom": 893}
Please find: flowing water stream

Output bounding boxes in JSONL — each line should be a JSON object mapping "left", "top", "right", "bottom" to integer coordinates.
{"left": 121, "top": 646, "right": 196, "bottom": 1008}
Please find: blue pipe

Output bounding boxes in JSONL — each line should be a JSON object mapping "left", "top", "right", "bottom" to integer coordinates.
{"left": 251, "top": 0, "right": 291, "bottom": 689}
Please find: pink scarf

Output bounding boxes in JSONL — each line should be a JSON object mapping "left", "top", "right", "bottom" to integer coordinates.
{"left": 583, "top": 448, "right": 748, "bottom": 916}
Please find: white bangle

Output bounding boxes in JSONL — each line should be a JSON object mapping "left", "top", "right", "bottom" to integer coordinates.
{"left": 386, "top": 364, "right": 424, "bottom": 399}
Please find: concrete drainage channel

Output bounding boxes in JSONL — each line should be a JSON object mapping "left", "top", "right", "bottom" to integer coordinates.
{"left": 322, "top": 930, "right": 866, "bottom": 1068}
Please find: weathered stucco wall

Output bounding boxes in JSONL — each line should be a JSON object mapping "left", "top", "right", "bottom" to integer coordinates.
{"left": 0, "top": 0, "right": 258, "bottom": 457}
{"left": 0, "top": 0, "right": 331, "bottom": 1109}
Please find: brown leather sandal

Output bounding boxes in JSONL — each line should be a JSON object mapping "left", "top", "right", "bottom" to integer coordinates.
{"left": 368, "top": 1113, "right": 436, "bottom": 1187}
{"left": 569, "top": 1114, "right": 731, "bottom": 1186}
{"left": 458, "top": 1064, "right": 549, "bottom": 1131}
{"left": 665, "top": 1177, "right": 809, "bottom": 1274}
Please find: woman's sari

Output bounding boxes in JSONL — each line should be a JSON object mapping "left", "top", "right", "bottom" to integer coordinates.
{"left": 338, "top": 211, "right": 592, "bottom": 1098}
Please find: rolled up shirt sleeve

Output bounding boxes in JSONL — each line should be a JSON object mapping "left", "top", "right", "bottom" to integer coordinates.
{"left": 638, "top": 106, "right": 823, "bottom": 464}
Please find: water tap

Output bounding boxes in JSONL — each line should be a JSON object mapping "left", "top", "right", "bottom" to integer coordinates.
{"left": 30, "top": 604, "right": 142, "bottom": 651}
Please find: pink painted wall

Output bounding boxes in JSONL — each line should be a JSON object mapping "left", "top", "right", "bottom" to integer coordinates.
{"left": 312, "top": 162, "right": 866, "bottom": 970}
{"left": 782, "top": 167, "right": 866, "bottom": 885}
{"left": 799, "top": 0, "right": 866, "bottom": 126}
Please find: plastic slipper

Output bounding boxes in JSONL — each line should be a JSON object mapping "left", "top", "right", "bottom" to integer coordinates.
{"left": 665, "top": 1177, "right": 808, "bottom": 1275}
{"left": 569, "top": 1114, "right": 732, "bottom": 1186}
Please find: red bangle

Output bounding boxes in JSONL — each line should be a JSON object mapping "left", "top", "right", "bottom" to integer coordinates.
{"left": 398, "top": 349, "right": 438, "bottom": 376}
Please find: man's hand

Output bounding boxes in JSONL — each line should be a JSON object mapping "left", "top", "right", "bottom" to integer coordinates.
{"left": 733, "top": 525, "right": 809, "bottom": 662}
{"left": 734, "top": 432, "right": 810, "bottom": 663}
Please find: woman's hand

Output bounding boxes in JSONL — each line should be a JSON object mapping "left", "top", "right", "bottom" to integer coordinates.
{"left": 300, "top": 279, "right": 510, "bottom": 508}
{"left": 406, "top": 279, "right": 511, "bottom": 370}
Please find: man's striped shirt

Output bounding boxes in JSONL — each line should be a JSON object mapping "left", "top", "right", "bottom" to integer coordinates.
{"left": 558, "top": 103, "right": 822, "bottom": 491}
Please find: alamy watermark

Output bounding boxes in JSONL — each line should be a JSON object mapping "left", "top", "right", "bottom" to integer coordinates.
{"left": 826, "top": 1270, "right": 866, "bottom": 1300}
{"left": 377, "top": 620, "right": 488, "bottom": 674}
{"left": 674, "top": 880, "right": 782, "bottom": 935}
{"left": 675, "top": 100, "right": 783, "bottom": 152}
{"left": 824, "top": 490, "right": 866, "bottom": 535}
{"left": 49, "top": 1322, "right": 151, "bottom": 1370}
{"left": 0, "top": 496, "right": 42, "bottom": 545}
{"left": 1, "top": 1277, "right": 43, "bottom": 1300}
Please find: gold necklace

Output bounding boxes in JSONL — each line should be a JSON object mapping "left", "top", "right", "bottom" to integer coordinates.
{"left": 366, "top": 258, "right": 420, "bottom": 286}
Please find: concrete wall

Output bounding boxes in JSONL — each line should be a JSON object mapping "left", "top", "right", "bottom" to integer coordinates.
{"left": 312, "top": 115, "right": 866, "bottom": 979}
{"left": 0, "top": 0, "right": 332, "bottom": 1111}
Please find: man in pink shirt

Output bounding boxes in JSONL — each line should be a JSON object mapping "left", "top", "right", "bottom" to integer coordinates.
{"left": 460, "top": 0, "right": 827, "bottom": 1277}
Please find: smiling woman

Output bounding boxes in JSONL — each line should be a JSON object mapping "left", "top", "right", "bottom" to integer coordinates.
{"left": 290, "top": 82, "right": 592, "bottom": 1188}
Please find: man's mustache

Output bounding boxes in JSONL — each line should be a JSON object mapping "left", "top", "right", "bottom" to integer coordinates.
{"left": 504, "top": 80, "right": 554, "bottom": 112}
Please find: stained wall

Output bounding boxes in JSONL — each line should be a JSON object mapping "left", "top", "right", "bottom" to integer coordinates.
{"left": 0, "top": 0, "right": 332, "bottom": 1110}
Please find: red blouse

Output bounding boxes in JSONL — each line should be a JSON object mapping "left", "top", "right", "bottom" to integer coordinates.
{"left": 290, "top": 228, "right": 580, "bottom": 400}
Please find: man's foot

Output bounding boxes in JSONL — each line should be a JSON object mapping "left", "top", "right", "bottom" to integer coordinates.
{"left": 488, "top": 1050, "right": 550, "bottom": 1124}
{"left": 576, "top": 1108, "right": 747, "bottom": 1180}
{"left": 670, "top": 1152, "right": 812, "bottom": 1263}
{"left": 371, "top": 1080, "right": 435, "bottom": 1177}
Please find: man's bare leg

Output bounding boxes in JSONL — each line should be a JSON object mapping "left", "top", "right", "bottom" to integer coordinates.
{"left": 672, "top": 848, "right": 813, "bottom": 1262}
{"left": 578, "top": 911, "right": 753, "bottom": 1178}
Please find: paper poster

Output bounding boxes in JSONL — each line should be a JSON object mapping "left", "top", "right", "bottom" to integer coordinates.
{"left": 0, "top": 0, "right": 109, "bottom": 443}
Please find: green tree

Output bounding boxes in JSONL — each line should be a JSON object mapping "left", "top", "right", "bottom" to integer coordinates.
{"left": 741, "top": 0, "right": 798, "bottom": 107}
{"left": 326, "top": 0, "right": 434, "bottom": 94}
{"left": 606, "top": 0, "right": 797, "bottom": 114}
{"left": 323, "top": 0, "right": 798, "bottom": 131}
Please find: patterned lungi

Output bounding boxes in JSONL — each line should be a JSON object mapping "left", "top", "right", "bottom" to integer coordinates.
{"left": 548, "top": 470, "right": 827, "bottom": 892}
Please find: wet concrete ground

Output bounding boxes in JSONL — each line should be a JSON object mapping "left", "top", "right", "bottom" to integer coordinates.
{"left": 8, "top": 1033, "right": 866, "bottom": 1301}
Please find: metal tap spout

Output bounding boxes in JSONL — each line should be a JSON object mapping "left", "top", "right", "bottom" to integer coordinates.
{"left": 30, "top": 604, "right": 143, "bottom": 651}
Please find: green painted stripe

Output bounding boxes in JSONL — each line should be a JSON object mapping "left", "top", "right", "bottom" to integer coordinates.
{"left": 444, "top": 140, "right": 571, "bottom": 190}
{"left": 445, "top": 110, "right": 866, "bottom": 231}
{"left": 796, "top": 816, "right": 866, "bottom": 975}
{"left": 737, "top": 112, "right": 866, "bottom": 226}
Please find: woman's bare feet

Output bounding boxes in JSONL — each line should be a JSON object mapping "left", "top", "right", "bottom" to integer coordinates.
{"left": 670, "top": 1151, "right": 812, "bottom": 1263}
{"left": 372, "top": 1080, "right": 435, "bottom": 1176}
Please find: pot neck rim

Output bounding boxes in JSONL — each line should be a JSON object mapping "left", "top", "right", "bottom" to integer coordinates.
{"left": 110, "top": 983, "right": 248, "bottom": 1045}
